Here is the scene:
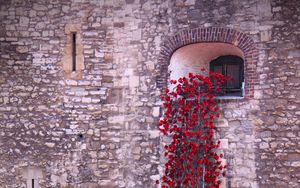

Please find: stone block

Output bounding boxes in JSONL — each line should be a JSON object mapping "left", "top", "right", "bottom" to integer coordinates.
{"left": 129, "top": 76, "right": 139, "bottom": 87}
{"left": 185, "top": 0, "right": 196, "bottom": 6}
{"left": 152, "top": 107, "right": 160, "bottom": 117}
{"left": 49, "top": 8, "right": 60, "bottom": 16}
{"left": 216, "top": 118, "right": 229, "bottom": 127}
{"left": 149, "top": 130, "right": 160, "bottom": 139}
{"left": 33, "top": 4, "right": 47, "bottom": 11}
{"left": 6, "top": 25, "right": 15, "bottom": 30}
{"left": 260, "top": 30, "right": 272, "bottom": 42}
{"left": 291, "top": 162, "right": 300, "bottom": 167}
{"left": 219, "top": 139, "right": 228, "bottom": 149}
{"left": 259, "top": 142, "right": 269, "bottom": 149}
{"left": 288, "top": 50, "right": 300, "bottom": 58}
{"left": 132, "top": 146, "right": 141, "bottom": 154}
{"left": 257, "top": 0, "right": 272, "bottom": 17}
{"left": 21, "top": 166, "right": 44, "bottom": 188}
{"left": 16, "top": 46, "right": 28, "bottom": 53}
{"left": 19, "top": 16, "right": 29, "bottom": 26}
{"left": 108, "top": 115, "right": 125, "bottom": 124}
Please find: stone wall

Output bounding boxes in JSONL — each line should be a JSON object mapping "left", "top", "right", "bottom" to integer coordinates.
{"left": 253, "top": 0, "right": 300, "bottom": 187}
{"left": 0, "top": 0, "right": 299, "bottom": 188}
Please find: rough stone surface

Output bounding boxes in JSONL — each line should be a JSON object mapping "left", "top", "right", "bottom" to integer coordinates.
{"left": 0, "top": 0, "right": 299, "bottom": 188}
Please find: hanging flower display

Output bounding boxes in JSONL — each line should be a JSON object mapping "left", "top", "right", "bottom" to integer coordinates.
{"left": 157, "top": 69, "right": 228, "bottom": 188}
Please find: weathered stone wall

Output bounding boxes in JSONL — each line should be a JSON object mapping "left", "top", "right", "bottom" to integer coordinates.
{"left": 254, "top": 0, "right": 300, "bottom": 187}
{"left": 0, "top": 0, "right": 299, "bottom": 188}
{"left": 0, "top": 0, "right": 166, "bottom": 187}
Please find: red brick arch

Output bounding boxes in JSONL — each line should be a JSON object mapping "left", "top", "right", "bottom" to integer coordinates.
{"left": 156, "top": 27, "right": 258, "bottom": 99}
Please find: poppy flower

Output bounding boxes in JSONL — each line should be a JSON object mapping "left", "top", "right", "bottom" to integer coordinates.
{"left": 158, "top": 72, "right": 227, "bottom": 187}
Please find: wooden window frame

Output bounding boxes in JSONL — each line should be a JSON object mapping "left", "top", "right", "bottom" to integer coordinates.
{"left": 210, "top": 55, "right": 244, "bottom": 97}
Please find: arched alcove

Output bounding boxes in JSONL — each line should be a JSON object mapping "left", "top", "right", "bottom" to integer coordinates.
{"left": 169, "top": 42, "right": 244, "bottom": 81}
{"left": 156, "top": 27, "right": 258, "bottom": 99}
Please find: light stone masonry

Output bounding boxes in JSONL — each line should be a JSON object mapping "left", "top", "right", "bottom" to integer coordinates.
{"left": 0, "top": 0, "right": 299, "bottom": 187}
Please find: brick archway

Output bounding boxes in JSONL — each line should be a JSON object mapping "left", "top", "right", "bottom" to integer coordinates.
{"left": 156, "top": 27, "right": 258, "bottom": 99}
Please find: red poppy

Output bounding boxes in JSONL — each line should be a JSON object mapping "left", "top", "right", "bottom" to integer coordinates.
{"left": 158, "top": 71, "right": 227, "bottom": 187}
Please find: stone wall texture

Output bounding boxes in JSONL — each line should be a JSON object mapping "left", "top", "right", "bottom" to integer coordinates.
{"left": 0, "top": 0, "right": 299, "bottom": 187}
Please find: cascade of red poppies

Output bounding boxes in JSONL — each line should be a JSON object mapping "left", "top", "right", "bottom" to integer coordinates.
{"left": 157, "top": 69, "right": 228, "bottom": 188}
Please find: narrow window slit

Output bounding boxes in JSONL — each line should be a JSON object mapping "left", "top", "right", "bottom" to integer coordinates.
{"left": 32, "top": 179, "right": 35, "bottom": 188}
{"left": 71, "top": 32, "right": 77, "bottom": 72}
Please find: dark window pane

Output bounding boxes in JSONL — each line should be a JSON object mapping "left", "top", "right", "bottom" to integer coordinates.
{"left": 214, "top": 65, "right": 223, "bottom": 74}
{"left": 226, "top": 64, "right": 240, "bottom": 89}
{"left": 211, "top": 64, "right": 224, "bottom": 92}
{"left": 209, "top": 55, "right": 244, "bottom": 97}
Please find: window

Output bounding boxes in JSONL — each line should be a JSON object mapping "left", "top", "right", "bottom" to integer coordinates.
{"left": 210, "top": 55, "right": 244, "bottom": 97}
{"left": 21, "top": 167, "right": 43, "bottom": 188}
{"left": 62, "top": 24, "right": 84, "bottom": 79}
{"left": 71, "top": 32, "right": 77, "bottom": 72}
